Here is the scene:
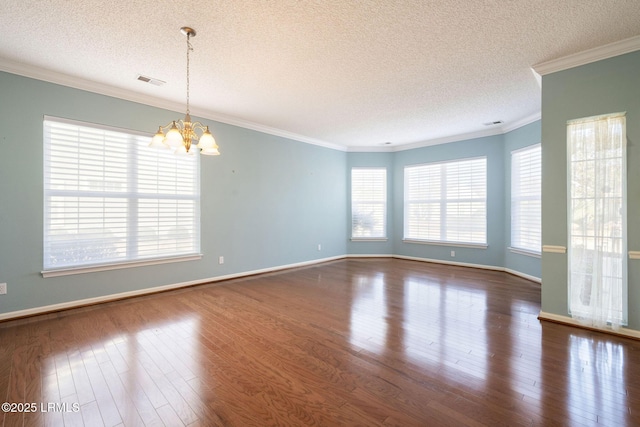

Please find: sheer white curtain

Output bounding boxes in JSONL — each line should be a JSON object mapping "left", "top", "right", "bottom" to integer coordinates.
{"left": 568, "top": 113, "right": 626, "bottom": 329}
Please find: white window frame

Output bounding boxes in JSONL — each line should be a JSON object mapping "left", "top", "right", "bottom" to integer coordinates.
{"left": 351, "top": 167, "right": 387, "bottom": 240}
{"left": 403, "top": 157, "right": 487, "bottom": 247}
{"left": 42, "top": 116, "right": 201, "bottom": 277}
{"left": 510, "top": 144, "right": 541, "bottom": 256}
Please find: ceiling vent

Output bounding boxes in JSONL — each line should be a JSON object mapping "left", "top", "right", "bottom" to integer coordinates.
{"left": 136, "top": 74, "right": 166, "bottom": 86}
{"left": 483, "top": 120, "right": 504, "bottom": 126}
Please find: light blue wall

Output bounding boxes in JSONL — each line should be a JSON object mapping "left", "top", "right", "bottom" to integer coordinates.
{"left": 540, "top": 50, "right": 640, "bottom": 329}
{"left": 7, "top": 51, "right": 635, "bottom": 327}
{"left": 392, "top": 135, "right": 507, "bottom": 267}
{"left": 347, "top": 126, "right": 542, "bottom": 275}
{"left": 346, "top": 152, "right": 394, "bottom": 255}
{"left": 503, "top": 121, "right": 542, "bottom": 278}
{"left": 0, "top": 67, "right": 545, "bottom": 318}
{"left": 0, "top": 71, "right": 347, "bottom": 315}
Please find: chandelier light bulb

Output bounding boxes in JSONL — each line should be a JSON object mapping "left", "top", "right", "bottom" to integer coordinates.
{"left": 149, "top": 127, "right": 168, "bottom": 148}
{"left": 165, "top": 122, "right": 184, "bottom": 147}
{"left": 197, "top": 128, "right": 216, "bottom": 149}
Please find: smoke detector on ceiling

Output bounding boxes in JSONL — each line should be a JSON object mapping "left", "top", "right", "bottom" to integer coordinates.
{"left": 136, "top": 74, "right": 166, "bottom": 86}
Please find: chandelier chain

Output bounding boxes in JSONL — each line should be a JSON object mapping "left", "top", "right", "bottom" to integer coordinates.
{"left": 186, "top": 33, "right": 194, "bottom": 115}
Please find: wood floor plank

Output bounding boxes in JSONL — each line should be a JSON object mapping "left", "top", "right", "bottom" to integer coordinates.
{"left": 155, "top": 403, "right": 184, "bottom": 427}
{"left": 21, "top": 334, "right": 45, "bottom": 427}
{"left": 41, "top": 374, "right": 64, "bottom": 427}
{"left": 98, "top": 359, "right": 145, "bottom": 427}
{"left": 2, "top": 258, "right": 640, "bottom": 426}
{"left": 60, "top": 394, "right": 84, "bottom": 427}
{"left": 79, "top": 401, "right": 105, "bottom": 427}
{"left": 114, "top": 367, "right": 165, "bottom": 427}
{"left": 81, "top": 350, "right": 123, "bottom": 427}
{"left": 165, "top": 370, "right": 226, "bottom": 427}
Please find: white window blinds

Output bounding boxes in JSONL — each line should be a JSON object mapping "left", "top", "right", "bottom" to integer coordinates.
{"left": 351, "top": 168, "right": 387, "bottom": 238}
{"left": 404, "top": 157, "right": 486, "bottom": 245}
{"left": 511, "top": 144, "right": 541, "bottom": 253}
{"left": 43, "top": 117, "right": 200, "bottom": 271}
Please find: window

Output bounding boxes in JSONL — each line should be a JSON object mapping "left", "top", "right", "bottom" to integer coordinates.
{"left": 404, "top": 157, "right": 486, "bottom": 245}
{"left": 568, "top": 113, "right": 627, "bottom": 327}
{"left": 511, "top": 144, "right": 541, "bottom": 254}
{"left": 43, "top": 117, "right": 200, "bottom": 274}
{"left": 351, "top": 168, "right": 387, "bottom": 239}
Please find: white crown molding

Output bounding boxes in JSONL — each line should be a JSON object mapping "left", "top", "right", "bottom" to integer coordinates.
{"left": 0, "top": 58, "right": 346, "bottom": 152}
{"left": 532, "top": 35, "right": 640, "bottom": 76}
{"left": 502, "top": 112, "right": 541, "bottom": 133}
{"left": 347, "top": 112, "right": 542, "bottom": 153}
{"left": 1, "top": 57, "right": 542, "bottom": 154}
{"left": 530, "top": 67, "right": 542, "bottom": 89}
{"left": 190, "top": 111, "right": 346, "bottom": 152}
{"left": 347, "top": 145, "right": 395, "bottom": 153}
{"left": 390, "top": 127, "right": 505, "bottom": 152}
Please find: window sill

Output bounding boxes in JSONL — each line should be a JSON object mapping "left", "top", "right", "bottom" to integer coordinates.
{"left": 42, "top": 254, "right": 203, "bottom": 278}
{"left": 402, "top": 239, "right": 487, "bottom": 249}
{"left": 509, "top": 247, "right": 541, "bottom": 258}
{"left": 351, "top": 238, "right": 388, "bottom": 242}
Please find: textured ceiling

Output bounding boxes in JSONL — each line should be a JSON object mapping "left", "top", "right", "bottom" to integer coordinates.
{"left": 1, "top": 1, "right": 639, "bottom": 150}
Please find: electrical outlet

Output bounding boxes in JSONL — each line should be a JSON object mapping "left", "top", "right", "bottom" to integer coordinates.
{"left": 0, "top": 283, "right": 6, "bottom": 295}
{"left": 450, "top": 251, "right": 455, "bottom": 257}
{"left": 317, "top": 244, "right": 322, "bottom": 251}
{"left": 218, "top": 256, "right": 224, "bottom": 265}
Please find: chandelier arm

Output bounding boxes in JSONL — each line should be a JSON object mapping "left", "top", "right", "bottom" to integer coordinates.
{"left": 192, "top": 121, "right": 208, "bottom": 131}
{"left": 158, "top": 121, "right": 178, "bottom": 132}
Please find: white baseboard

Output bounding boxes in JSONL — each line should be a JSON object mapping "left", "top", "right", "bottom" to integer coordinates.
{"left": 0, "top": 255, "right": 346, "bottom": 322}
{"left": 538, "top": 311, "right": 640, "bottom": 340}
{"left": 389, "top": 254, "right": 542, "bottom": 283}
{"left": 347, "top": 254, "right": 394, "bottom": 258}
{"left": 504, "top": 268, "right": 542, "bottom": 283}
{"left": 0, "top": 253, "right": 541, "bottom": 322}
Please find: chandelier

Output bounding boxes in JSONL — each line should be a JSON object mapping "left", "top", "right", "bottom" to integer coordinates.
{"left": 149, "top": 27, "right": 220, "bottom": 155}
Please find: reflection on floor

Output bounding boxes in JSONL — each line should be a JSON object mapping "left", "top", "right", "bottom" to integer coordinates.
{"left": 1, "top": 258, "right": 639, "bottom": 426}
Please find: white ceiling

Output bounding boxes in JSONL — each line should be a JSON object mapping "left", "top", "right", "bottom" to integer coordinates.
{"left": 1, "top": 1, "right": 639, "bottom": 150}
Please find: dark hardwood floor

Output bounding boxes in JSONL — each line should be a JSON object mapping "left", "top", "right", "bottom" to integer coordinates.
{"left": 1, "top": 258, "right": 639, "bottom": 426}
